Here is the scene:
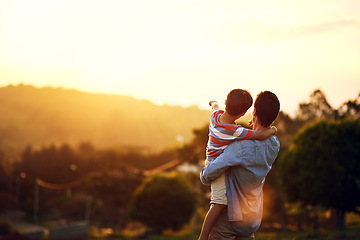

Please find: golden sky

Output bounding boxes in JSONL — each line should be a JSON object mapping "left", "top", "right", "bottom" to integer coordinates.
{"left": 0, "top": 0, "right": 359, "bottom": 116}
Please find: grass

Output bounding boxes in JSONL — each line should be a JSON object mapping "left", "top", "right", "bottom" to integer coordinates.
{"left": 255, "top": 228, "right": 360, "bottom": 240}
{"left": 140, "top": 228, "right": 360, "bottom": 240}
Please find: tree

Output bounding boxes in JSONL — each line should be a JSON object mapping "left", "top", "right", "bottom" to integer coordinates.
{"left": 16, "top": 144, "right": 82, "bottom": 184}
{"left": 177, "top": 124, "right": 208, "bottom": 164}
{"left": 277, "top": 119, "right": 360, "bottom": 229}
{"left": 0, "top": 150, "right": 10, "bottom": 192}
{"left": 296, "top": 89, "right": 335, "bottom": 121}
{"left": 338, "top": 93, "right": 360, "bottom": 120}
{"left": 129, "top": 172, "right": 197, "bottom": 234}
{"left": 85, "top": 170, "right": 142, "bottom": 228}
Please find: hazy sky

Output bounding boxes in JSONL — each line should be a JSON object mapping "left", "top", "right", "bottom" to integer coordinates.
{"left": 1, "top": 0, "right": 359, "bottom": 116}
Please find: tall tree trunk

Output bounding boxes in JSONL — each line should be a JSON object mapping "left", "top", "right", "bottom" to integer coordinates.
{"left": 329, "top": 208, "right": 345, "bottom": 229}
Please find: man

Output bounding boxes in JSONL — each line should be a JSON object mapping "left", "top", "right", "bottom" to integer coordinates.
{"left": 200, "top": 91, "right": 280, "bottom": 240}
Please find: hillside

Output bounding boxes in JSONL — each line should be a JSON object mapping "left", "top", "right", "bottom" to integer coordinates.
{"left": 0, "top": 84, "right": 211, "bottom": 155}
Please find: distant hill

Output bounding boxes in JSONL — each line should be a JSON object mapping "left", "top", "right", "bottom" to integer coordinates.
{"left": 0, "top": 84, "right": 211, "bottom": 155}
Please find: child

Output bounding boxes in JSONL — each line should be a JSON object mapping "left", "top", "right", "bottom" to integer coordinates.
{"left": 198, "top": 89, "right": 277, "bottom": 240}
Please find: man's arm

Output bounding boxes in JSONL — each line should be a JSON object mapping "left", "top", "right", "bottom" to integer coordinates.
{"left": 200, "top": 141, "right": 246, "bottom": 185}
{"left": 252, "top": 126, "right": 277, "bottom": 140}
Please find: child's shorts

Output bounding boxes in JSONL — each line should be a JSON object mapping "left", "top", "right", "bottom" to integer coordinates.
{"left": 210, "top": 172, "right": 227, "bottom": 205}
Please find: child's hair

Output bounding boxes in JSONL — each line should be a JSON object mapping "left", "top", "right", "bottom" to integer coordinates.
{"left": 225, "top": 89, "right": 253, "bottom": 116}
{"left": 254, "top": 91, "right": 280, "bottom": 127}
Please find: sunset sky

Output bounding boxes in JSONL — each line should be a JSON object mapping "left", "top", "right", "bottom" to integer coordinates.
{"left": 0, "top": 0, "right": 359, "bottom": 116}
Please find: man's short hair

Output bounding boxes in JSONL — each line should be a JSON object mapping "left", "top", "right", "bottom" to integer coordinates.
{"left": 254, "top": 91, "right": 280, "bottom": 127}
{"left": 225, "top": 89, "right": 253, "bottom": 116}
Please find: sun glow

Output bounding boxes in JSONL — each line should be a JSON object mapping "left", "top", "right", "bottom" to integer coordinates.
{"left": 1, "top": 0, "right": 359, "bottom": 114}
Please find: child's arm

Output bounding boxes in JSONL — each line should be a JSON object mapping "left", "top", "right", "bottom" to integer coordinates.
{"left": 252, "top": 126, "right": 277, "bottom": 140}
{"left": 209, "top": 100, "right": 219, "bottom": 111}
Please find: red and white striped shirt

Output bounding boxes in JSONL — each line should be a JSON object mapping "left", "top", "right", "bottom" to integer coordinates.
{"left": 206, "top": 109, "right": 255, "bottom": 161}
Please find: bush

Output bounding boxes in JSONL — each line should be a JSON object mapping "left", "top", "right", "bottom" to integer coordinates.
{"left": 129, "top": 172, "right": 197, "bottom": 233}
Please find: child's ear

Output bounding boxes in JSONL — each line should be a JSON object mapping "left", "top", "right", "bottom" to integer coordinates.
{"left": 237, "top": 111, "right": 246, "bottom": 118}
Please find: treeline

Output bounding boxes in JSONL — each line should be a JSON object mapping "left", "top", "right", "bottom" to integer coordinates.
{"left": 0, "top": 141, "right": 188, "bottom": 228}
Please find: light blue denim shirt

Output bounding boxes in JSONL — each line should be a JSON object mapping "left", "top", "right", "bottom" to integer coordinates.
{"left": 200, "top": 135, "right": 280, "bottom": 235}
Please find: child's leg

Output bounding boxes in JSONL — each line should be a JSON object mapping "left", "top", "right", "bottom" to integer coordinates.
{"left": 198, "top": 203, "right": 226, "bottom": 240}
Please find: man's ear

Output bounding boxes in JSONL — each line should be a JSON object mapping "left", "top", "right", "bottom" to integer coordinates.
{"left": 253, "top": 110, "right": 260, "bottom": 125}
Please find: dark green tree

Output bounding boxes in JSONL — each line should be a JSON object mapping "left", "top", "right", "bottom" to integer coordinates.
{"left": 85, "top": 170, "right": 142, "bottom": 228}
{"left": 16, "top": 144, "right": 82, "bottom": 184}
{"left": 129, "top": 172, "right": 197, "bottom": 234}
{"left": 0, "top": 150, "right": 10, "bottom": 192}
{"left": 278, "top": 119, "right": 360, "bottom": 229}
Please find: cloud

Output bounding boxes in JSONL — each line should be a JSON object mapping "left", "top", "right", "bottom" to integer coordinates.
{"left": 282, "top": 15, "right": 360, "bottom": 39}
{"left": 204, "top": 14, "right": 360, "bottom": 45}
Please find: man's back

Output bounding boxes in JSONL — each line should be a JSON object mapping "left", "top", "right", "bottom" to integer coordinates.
{"left": 225, "top": 135, "right": 280, "bottom": 235}
{"left": 200, "top": 135, "right": 280, "bottom": 235}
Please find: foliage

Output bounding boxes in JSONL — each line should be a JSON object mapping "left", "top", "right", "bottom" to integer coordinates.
{"left": 120, "top": 148, "right": 177, "bottom": 170}
{"left": 85, "top": 171, "right": 143, "bottom": 227}
{"left": 295, "top": 89, "right": 360, "bottom": 124}
{"left": 277, "top": 90, "right": 360, "bottom": 228}
{"left": 16, "top": 143, "right": 82, "bottom": 184}
{"left": 177, "top": 124, "right": 208, "bottom": 164}
{"left": 337, "top": 93, "right": 360, "bottom": 120}
{"left": 273, "top": 111, "right": 304, "bottom": 150}
{"left": 129, "top": 172, "right": 197, "bottom": 233}
{"left": 297, "top": 89, "right": 336, "bottom": 121}
{"left": 0, "top": 163, "right": 10, "bottom": 193}
{"left": 278, "top": 119, "right": 360, "bottom": 213}
{"left": 11, "top": 143, "right": 147, "bottom": 226}
{"left": 0, "top": 219, "right": 12, "bottom": 235}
